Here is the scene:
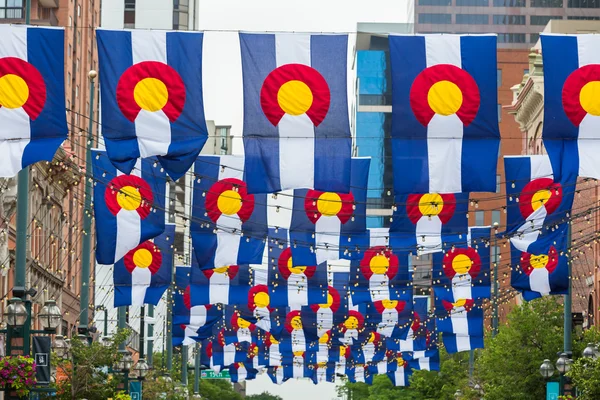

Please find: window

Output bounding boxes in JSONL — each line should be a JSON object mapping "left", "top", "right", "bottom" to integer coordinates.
{"left": 498, "top": 104, "right": 502, "bottom": 121}
{"left": 0, "top": 0, "right": 23, "bottom": 19}
{"left": 457, "top": 0, "right": 489, "bottom": 5}
{"left": 569, "top": 0, "right": 600, "bottom": 6}
{"left": 493, "top": 14, "right": 526, "bottom": 24}
{"left": 67, "top": 99, "right": 70, "bottom": 110}
{"left": 492, "top": 210, "right": 501, "bottom": 226}
{"left": 494, "top": 0, "right": 526, "bottom": 5}
{"left": 497, "top": 33, "right": 526, "bottom": 43}
{"left": 456, "top": 14, "right": 489, "bottom": 24}
{"left": 217, "top": 126, "right": 230, "bottom": 154}
{"left": 77, "top": 4, "right": 80, "bottom": 17}
{"left": 419, "top": 0, "right": 452, "bottom": 4}
{"left": 76, "top": 85, "right": 79, "bottom": 99}
{"left": 68, "top": 43, "right": 72, "bottom": 55}
{"left": 531, "top": 0, "right": 563, "bottom": 6}
{"left": 77, "top": 31, "right": 81, "bottom": 46}
{"left": 173, "top": 0, "right": 189, "bottom": 30}
{"left": 496, "top": 174, "right": 501, "bottom": 193}
{"left": 68, "top": 16, "right": 72, "bottom": 26}
{"left": 530, "top": 33, "right": 540, "bottom": 43}
{"left": 67, "top": 72, "right": 71, "bottom": 85}
{"left": 492, "top": 246, "right": 500, "bottom": 265}
{"left": 124, "top": 0, "right": 135, "bottom": 28}
{"left": 497, "top": 69, "right": 502, "bottom": 88}
{"left": 531, "top": 15, "right": 562, "bottom": 25}
{"left": 76, "top": 58, "right": 79, "bottom": 72}
{"left": 418, "top": 13, "right": 452, "bottom": 24}
{"left": 475, "top": 211, "right": 485, "bottom": 226}
{"left": 524, "top": 68, "right": 530, "bottom": 75}
{"left": 568, "top": 15, "right": 600, "bottom": 19}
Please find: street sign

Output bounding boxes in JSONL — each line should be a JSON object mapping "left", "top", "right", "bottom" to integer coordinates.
{"left": 201, "top": 369, "right": 231, "bottom": 379}
{"left": 129, "top": 380, "right": 141, "bottom": 400}
{"left": 547, "top": 382, "right": 559, "bottom": 400}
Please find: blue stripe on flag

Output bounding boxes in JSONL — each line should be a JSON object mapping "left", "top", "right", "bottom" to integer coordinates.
{"left": 239, "top": 33, "right": 280, "bottom": 193}
{"left": 162, "top": 32, "right": 208, "bottom": 180}
{"left": 23, "top": 27, "right": 68, "bottom": 168}
{"left": 390, "top": 35, "right": 429, "bottom": 194}
{"left": 311, "top": 34, "right": 351, "bottom": 192}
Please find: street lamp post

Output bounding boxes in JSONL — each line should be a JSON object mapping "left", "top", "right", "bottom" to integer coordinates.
{"left": 492, "top": 221, "right": 499, "bottom": 337}
{"left": 583, "top": 343, "right": 599, "bottom": 359}
{"left": 556, "top": 352, "right": 573, "bottom": 396}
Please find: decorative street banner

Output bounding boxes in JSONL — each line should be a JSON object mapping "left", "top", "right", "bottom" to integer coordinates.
{"left": 239, "top": 33, "right": 352, "bottom": 194}
{"left": 389, "top": 34, "right": 500, "bottom": 194}
{"left": 33, "top": 336, "right": 51, "bottom": 385}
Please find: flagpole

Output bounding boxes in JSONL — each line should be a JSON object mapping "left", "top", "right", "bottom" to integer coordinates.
{"left": 78, "top": 70, "right": 96, "bottom": 337}
{"left": 492, "top": 222, "right": 499, "bottom": 337}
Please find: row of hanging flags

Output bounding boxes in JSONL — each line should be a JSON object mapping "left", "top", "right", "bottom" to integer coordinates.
{"left": 0, "top": 24, "right": 585, "bottom": 385}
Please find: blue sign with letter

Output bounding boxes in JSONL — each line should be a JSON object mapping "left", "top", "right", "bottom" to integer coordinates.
{"left": 547, "top": 382, "right": 559, "bottom": 400}
{"left": 129, "top": 380, "right": 141, "bottom": 400}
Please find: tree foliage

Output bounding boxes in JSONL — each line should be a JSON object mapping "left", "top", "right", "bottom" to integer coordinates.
{"left": 246, "top": 391, "right": 284, "bottom": 400}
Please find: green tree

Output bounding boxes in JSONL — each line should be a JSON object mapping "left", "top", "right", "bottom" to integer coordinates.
{"left": 474, "top": 297, "right": 564, "bottom": 400}
{"left": 246, "top": 391, "right": 284, "bottom": 400}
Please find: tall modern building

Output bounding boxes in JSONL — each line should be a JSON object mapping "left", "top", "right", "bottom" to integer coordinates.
{"left": 415, "top": 0, "right": 600, "bottom": 48}
{"left": 0, "top": 0, "right": 100, "bottom": 337}
{"left": 101, "top": 0, "right": 198, "bottom": 30}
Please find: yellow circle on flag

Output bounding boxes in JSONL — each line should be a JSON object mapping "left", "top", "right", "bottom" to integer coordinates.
{"left": 133, "top": 77, "right": 169, "bottom": 112}
{"left": 427, "top": 80, "right": 463, "bottom": 116}
{"left": 277, "top": 80, "right": 313, "bottom": 116}
{"left": 370, "top": 254, "right": 389, "bottom": 275}
{"left": 0, "top": 74, "right": 29, "bottom": 109}
{"left": 530, "top": 254, "right": 549, "bottom": 269}
{"left": 217, "top": 190, "right": 242, "bottom": 215}
{"left": 381, "top": 299, "right": 398, "bottom": 309}
{"left": 418, "top": 193, "right": 444, "bottom": 216}
{"left": 286, "top": 257, "right": 307, "bottom": 274}
{"left": 452, "top": 254, "right": 472, "bottom": 274}
{"left": 317, "top": 192, "right": 342, "bottom": 217}
{"left": 532, "top": 189, "right": 551, "bottom": 211}
{"left": 237, "top": 317, "right": 251, "bottom": 329}
{"left": 254, "top": 291, "right": 270, "bottom": 308}
{"left": 290, "top": 315, "right": 303, "bottom": 330}
{"left": 344, "top": 316, "right": 359, "bottom": 329}
{"left": 117, "top": 185, "right": 142, "bottom": 211}
{"left": 580, "top": 81, "right": 600, "bottom": 116}
{"left": 133, "top": 248, "right": 153, "bottom": 268}
{"left": 319, "top": 293, "right": 334, "bottom": 308}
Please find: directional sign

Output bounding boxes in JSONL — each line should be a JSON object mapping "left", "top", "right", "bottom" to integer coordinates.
{"left": 201, "top": 369, "right": 230, "bottom": 379}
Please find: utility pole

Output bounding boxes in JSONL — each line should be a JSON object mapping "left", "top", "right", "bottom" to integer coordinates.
{"left": 147, "top": 304, "right": 154, "bottom": 367}
{"left": 194, "top": 342, "right": 201, "bottom": 395}
{"left": 181, "top": 345, "right": 188, "bottom": 385}
{"left": 78, "top": 70, "right": 96, "bottom": 337}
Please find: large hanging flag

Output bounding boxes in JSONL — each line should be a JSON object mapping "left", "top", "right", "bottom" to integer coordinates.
{"left": 191, "top": 155, "right": 267, "bottom": 269}
{"left": 172, "top": 266, "right": 223, "bottom": 345}
{"left": 289, "top": 157, "right": 370, "bottom": 266}
{"left": 385, "top": 353, "right": 413, "bottom": 387}
{"left": 349, "top": 246, "right": 412, "bottom": 305}
{"left": 504, "top": 155, "right": 574, "bottom": 300}
{"left": 435, "top": 296, "right": 484, "bottom": 353}
{"left": 0, "top": 25, "right": 67, "bottom": 177}
{"left": 266, "top": 227, "right": 328, "bottom": 309}
{"left": 433, "top": 227, "right": 491, "bottom": 302}
{"left": 409, "top": 349, "right": 440, "bottom": 372}
{"left": 395, "top": 296, "right": 430, "bottom": 352}
{"left": 364, "top": 298, "right": 412, "bottom": 339}
{"left": 239, "top": 33, "right": 352, "bottom": 194}
{"left": 93, "top": 149, "right": 167, "bottom": 265}
{"left": 389, "top": 34, "right": 500, "bottom": 194}
{"left": 391, "top": 193, "right": 469, "bottom": 255}
{"left": 228, "top": 362, "right": 259, "bottom": 383}
{"left": 540, "top": 34, "right": 600, "bottom": 180}
{"left": 205, "top": 329, "right": 248, "bottom": 372}
{"left": 96, "top": 29, "right": 207, "bottom": 180}
{"left": 113, "top": 224, "right": 175, "bottom": 307}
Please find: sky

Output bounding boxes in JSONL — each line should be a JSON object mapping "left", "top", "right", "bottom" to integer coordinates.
{"left": 197, "top": 1, "right": 413, "bottom": 398}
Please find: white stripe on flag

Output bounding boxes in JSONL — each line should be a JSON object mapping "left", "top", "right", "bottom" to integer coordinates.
{"left": 576, "top": 37, "right": 600, "bottom": 179}
{"left": 317, "top": 343, "right": 328, "bottom": 363}
{"left": 452, "top": 273, "right": 472, "bottom": 301}
{"left": 529, "top": 268, "right": 551, "bottom": 296}
{"left": 209, "top": 273, "right": 229, "bottom": 304}
{"left": 291, "top": 329, "right": 305, "bottom": 353}
{"left": 270, "top": 344, "right": 281, "bottom": 366}
{"left": 511, "top": 206, "right": 547, "bottom": 252}
{"left": 317, "top": 308, "right": 333, "bottom": 337}
{"left": 370, "top": 228, "right": 389, "bottom": 247}
{"left": 425, "top": 36, "right": 463, "bottom": 192}
{"left": 399, "top": 329, "right": 415, "bottom": 352}
{"left": 394, "top": 369, "right": 406, "bottom": 386}
{"left": 215, "top": 155, "right": 243, "bottom": 267}
{"left": 275, "top": 34, "right": 315, "bottom": 190}
{"left": 224, "top": 344, "right": 235, "bottom": 366}
{"left": 379, "top": 308, "right": 398, "bottom": 337}
{"left": 237, "top": 366, "right": 247, "bottom": 382}
{"left": 287, "top": 273, "right": 308, "bottom": 309}
{"left": 131, "top": 267, "right": 151, "bottom": 305}
{"left": 456, "top": 335, "right": 472, "bottom": 352}
{"left": 369, "top": 274, "right": 390, "bottom": 302}
{"left": 218, "top": 155, "right": 245, "bottom": 180}
{"left": 115, "top": 159, "right": 143, "bottom": 263}
{"left": 315, "top": 216, "right": 341, "bottom": 264}
{"left": 529, "top": 155, "right": 553, "bottom": 179}
{"left": 450, "top": 308, "right": 470, "bottom": 335}
{"left": 415, "top": 216, "right": 442, "bottom": 254}
{"left": 0, "top": 26, "right": 30, "bottom": 176}
{"left": 131, "top": 30, "right": 170, "bottom": 158}
{"left": 293, "top": 358, "right": 303, "bottom": 378}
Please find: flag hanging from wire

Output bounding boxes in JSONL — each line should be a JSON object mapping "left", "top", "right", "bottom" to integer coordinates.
{"left": 0, "top": 25, "right": 68, "bottom": 177}
{"left": 239, "top": 32, "right": 352, "bottom": 194}
{"left": 96, "top": 29, "right": 208, "bottom": 180}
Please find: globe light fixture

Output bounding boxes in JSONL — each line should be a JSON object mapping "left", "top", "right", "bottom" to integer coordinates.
{"left": 39, "top": 300, "right": 62, "bottom": 331}
{"left": 5, "top": 297, "right": 27, "bottom": 327}
{"left": 539, "top": 359, "right": 555, "bottom": 379}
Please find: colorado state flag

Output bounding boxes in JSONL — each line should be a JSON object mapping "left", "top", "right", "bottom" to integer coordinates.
{"left": 113, "top": 224, "right": 174, "bottom": 307}
{"left": 540, "top": 34, "right": 600, "bottom": 180}
{"left": 96, "top": 29, "right": 207, "bottom": 180}
{"left": 239, "top": 33, "right": 352, "bottom": 194}
{"left": 92, "top": 149, "right": 167, "bottom": 265}
{"left": 390, "top": 34, "right": 500, "bottom": 194}
{"left": 191, "top": 155, "right": 267, "bottom": 269}
{"left": 0, "top": 25, "right": 67, "bottom": 177}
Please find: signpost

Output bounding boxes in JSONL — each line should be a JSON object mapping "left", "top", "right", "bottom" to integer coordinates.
{"left": 201, "top": 369, "right": 231, "bottom": 379}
